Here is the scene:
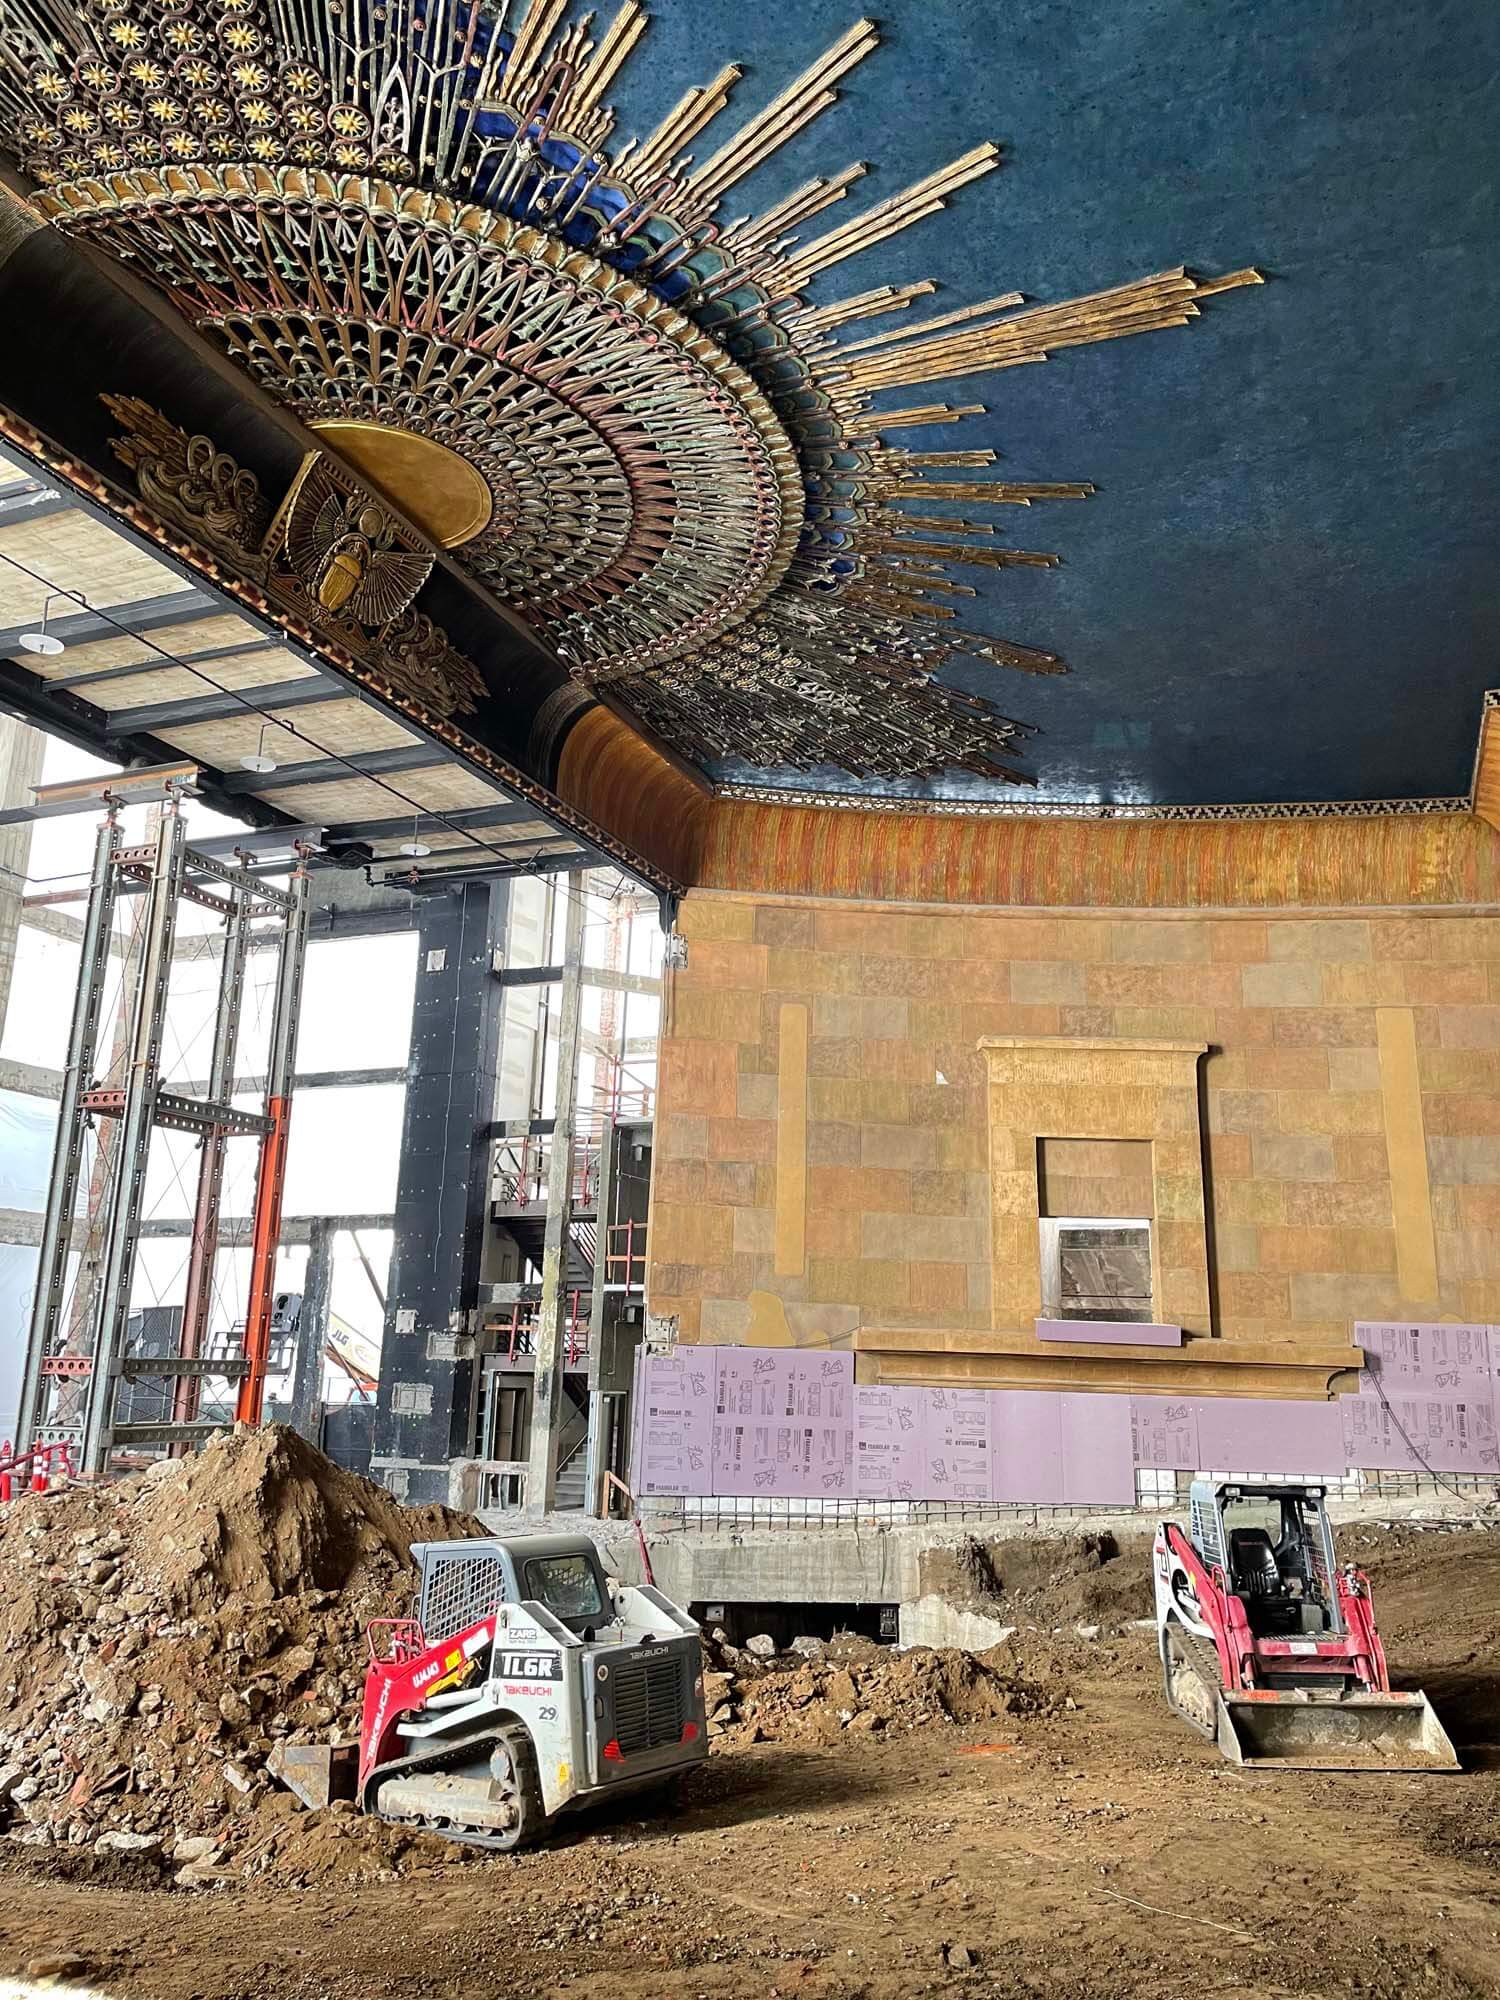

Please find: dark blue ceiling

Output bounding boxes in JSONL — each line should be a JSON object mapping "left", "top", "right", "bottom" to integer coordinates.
{"left": 613, "top": 0, "right": 1500, "bottom": 806}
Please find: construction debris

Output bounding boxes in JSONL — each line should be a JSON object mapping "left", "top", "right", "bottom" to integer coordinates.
{"left": 0, "top": 1426, "right": 481, "bottom": 1883}
{"left": 701, "top": 1630, "right": 1061, "bottom": 1746}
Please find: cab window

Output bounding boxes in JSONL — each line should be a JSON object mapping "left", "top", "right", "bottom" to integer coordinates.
{"left": 523, "top": 1553, "right": 604, "bottom": 1622}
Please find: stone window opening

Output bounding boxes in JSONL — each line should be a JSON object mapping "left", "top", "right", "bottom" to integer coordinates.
{"left": 1039, "top": 1216, "right": 1154, "bottom": 1323}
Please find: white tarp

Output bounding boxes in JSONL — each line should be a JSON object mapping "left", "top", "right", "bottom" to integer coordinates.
{"left": 0, "top": 1092, "right": 64, "bottom": 1444}
{"left": 0, "top": 1242, "right": 39, "bottom": 1446}
{"left": 0, "top": 1090, "right": 56, "bottom": 1213}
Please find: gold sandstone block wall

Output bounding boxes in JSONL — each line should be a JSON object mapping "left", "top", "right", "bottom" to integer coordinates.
{"left": 647, "top": 887, "right": 1500, "bottom": 1398}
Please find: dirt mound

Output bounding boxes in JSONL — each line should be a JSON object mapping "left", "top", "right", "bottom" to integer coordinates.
{"left": 702, "top": 1635, "right": 1061, "bottom": 1748}
{"left": 0, "top": 1426, "right": 481, "bottom": 1884}
{"left": 917, "top": 1530, "right": 1154, "bottom": 1630}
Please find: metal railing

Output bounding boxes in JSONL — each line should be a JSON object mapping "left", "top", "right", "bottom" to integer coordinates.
{"left": 491, "top": 1294, "right": 589, "bottom": 1367}
{"left": 597, "top": 1048, "right": 655, "bottom": 1123}
{"left": 474, "top": 1460, "right": 528, "bottom": 1511}
{"left": 604, "top": 1218, "right": 647, "bottom": 1294}
{"left": 492, "top": 1132, "right": 600, "bottom": 1210}
{"left": 557, "top": 1430, "right": 588, "bottom": 1482}
{"left": 489, "top": 1044, "right": 654, "bottom": 1213}
{"left": 639, "top": 1467, "right": 1500, "bottom": 1534}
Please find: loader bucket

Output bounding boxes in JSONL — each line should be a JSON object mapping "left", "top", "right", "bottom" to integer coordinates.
{"left": 267, "top": 1739, "right": 359, "bottom": 1810}
{"left": 1216, "top": 1688, "right": 1459, "bottom": 1771}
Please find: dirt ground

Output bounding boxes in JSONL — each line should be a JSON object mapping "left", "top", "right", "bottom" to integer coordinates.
{"left": 4, "top": 1521, "right": 1499, "bottom": 2000}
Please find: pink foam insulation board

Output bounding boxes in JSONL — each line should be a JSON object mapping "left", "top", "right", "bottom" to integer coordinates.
{"left": 785, "top": 1352, "right": 854, "bottom": 1419}
{"left": 1342, "top": 1321, "right": 1500, "bottom": 1476}
{"left": 707, "top": 1348, "right": 855, "bottom": 1498}
{"left": 635, "top": 1350, "right": 717, "bottom": 1497}
{"left": 638, "top": 1339, "right": 1500, "bottom": 1504}
{"left": 1341, "top": 1390, "right": 1500, "bottom": 1474}
{"left": 990, "top": 1389, "right": 1065, "bottom": 1503}
{"left": 924, "top": 1387, "right": 993, "bottom": 1502}
{"left": 713, "top": 1346, "right": 789, "bottom": 1421}
{"left": 784, "top": 1353, "right": 855, "bottom": 1498}
{"left": 1059, "top": 1393, "right": 1136, "bottom": 1504}
{"left": 853, "top": 1385, "right": 926, "bottom": 1501}
{"left": 627, "top": 1344, "right": 643, "bottom": 1492}
{"left": 1130, "top": 1396, "right": 1201, "bottom": 1470}
{"left": 1192, "top": 1396, "right": 1346, "bottom": 1475}
{"left": 711, "top": 1348, "right": 798, "bottom": 1495}
{"left": 1355, "top": 1321, "right": 1492, "bottom": 1391}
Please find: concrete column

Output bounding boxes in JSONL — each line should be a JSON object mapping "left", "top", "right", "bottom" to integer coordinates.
{"left": 526, "top": 876, "right": 586, "bottom": 1513}
{"left": 371, "top": 880, "right": 507, "bottom": 1503}
{"left": 288, "top": 1217, "right": 332, "bottom": 1444}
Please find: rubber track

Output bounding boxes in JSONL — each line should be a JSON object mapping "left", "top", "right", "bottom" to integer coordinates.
{"left": 368, "top": 1723, "right": 535, "bottom": 1852}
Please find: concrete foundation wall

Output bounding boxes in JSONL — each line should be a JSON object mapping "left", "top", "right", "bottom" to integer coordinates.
{"left": 484, "top": 1487, "right": 1492, "bottom": 1648}
{"left": 897, "top": 1595, "right": 1021, "bottom": 1650}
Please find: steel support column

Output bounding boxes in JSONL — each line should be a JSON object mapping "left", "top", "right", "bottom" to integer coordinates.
{"left": 15, "top": 811, "right": 120, "bottom": 1451}
{"left": 583, "top": 1123, "right": 620, "bottom": 1518}
{"left": 0, "top": 716, "right": 45, "bottom": 1041}
{"left": 526, "top": 877, "right": 586, "bottom": 1513}
{"left": 81, "top": 810, "right": 186, "bottom": 1474}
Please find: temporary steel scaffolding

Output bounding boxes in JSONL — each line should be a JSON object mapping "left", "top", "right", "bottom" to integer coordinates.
{"left": 15, "top": 782, "right": 311, "bottom": 1474}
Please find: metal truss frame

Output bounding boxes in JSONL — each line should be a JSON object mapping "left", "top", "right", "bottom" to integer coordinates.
{"left": 16, "top": 787, "right": 311, "bottom": 1473}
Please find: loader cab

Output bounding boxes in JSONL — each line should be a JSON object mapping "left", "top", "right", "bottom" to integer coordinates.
{"left": 513, "top": 1541, "right": 610, "bottom": 1639}
{"left": 411, "top": 1534, "right": 615, "bottom": 1645}
{"left": 1191, "top": 1481, "right": 1344, "bottom": 1640}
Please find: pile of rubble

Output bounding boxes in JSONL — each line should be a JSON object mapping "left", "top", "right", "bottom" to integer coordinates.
{"left": 0, "top": 1426, "right": 480, "bottom": 1885}
{"left": 701, "top": 1629, "right": 1061, "bottom": 1747}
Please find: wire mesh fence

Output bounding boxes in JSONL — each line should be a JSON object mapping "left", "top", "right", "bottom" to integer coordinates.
{"left": 639, "top": 1466, "right": 1499, "bottom": 1535}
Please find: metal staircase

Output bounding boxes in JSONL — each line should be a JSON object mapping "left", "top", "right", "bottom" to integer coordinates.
{"left": 554, "top": 1443, "right": 588, "bottom": 1511}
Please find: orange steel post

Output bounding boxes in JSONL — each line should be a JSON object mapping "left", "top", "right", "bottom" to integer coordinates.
{"left": 236, "top": 1094, "right": 291, "bottom": 1424}
{"left": 235, "top": 857, "right": 310, "bottom": 1426}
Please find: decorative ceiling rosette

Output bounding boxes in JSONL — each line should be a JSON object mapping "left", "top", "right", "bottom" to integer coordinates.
{"left": 0, "top": 0, "right": 1258, "bottom": 783}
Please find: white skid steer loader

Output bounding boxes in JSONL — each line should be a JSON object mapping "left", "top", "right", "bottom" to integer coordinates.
{"left": 271, "top": 1533, "right": 709, "bottom": 1849}
{"left": 1154, "top": 1479, "right": 1458, "bottom": 1771}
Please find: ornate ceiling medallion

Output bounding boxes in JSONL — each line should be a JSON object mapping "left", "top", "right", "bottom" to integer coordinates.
{"left": 306, "top": 421, "right": 496, "bottom": 551}
{"left": 1, "top": 1, "right": 1260, "bottom": 783}
{"left": 49, "top": 177, "right": 803, "bottom": 672}
{"left": 103, "top": 392, "right": 488, "bottom": 720}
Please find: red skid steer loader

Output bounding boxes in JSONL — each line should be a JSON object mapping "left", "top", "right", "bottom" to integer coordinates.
{"left": 1154, "top": 1479, "right": 1458, "bottom": 1771}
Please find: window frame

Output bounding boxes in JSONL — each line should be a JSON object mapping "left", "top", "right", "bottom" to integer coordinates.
{"left": 1038, "top": 1213, "right": 1155, "bottom": 1324}
{"left": 522, "top": 1552, "right": 606, "bottom": 1624}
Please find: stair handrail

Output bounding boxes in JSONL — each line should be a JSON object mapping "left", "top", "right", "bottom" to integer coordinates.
{"left": 557, "top": 1428, "right": 589, "bottom": 1475}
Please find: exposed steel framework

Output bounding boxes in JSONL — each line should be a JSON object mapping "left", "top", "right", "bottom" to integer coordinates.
{"left": 15, "top": 782, "right": 311, "bottom": 1474}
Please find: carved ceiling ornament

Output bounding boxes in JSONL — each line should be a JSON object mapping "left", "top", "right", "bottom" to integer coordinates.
{"left": 101, "top": 393, "right": 486, "bottom": 720}
{"left": 278, "top": 460, "right": 434, "bottom": 624}
{"left": 4, "top": 3, "right": 1259, "bottom": 782}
